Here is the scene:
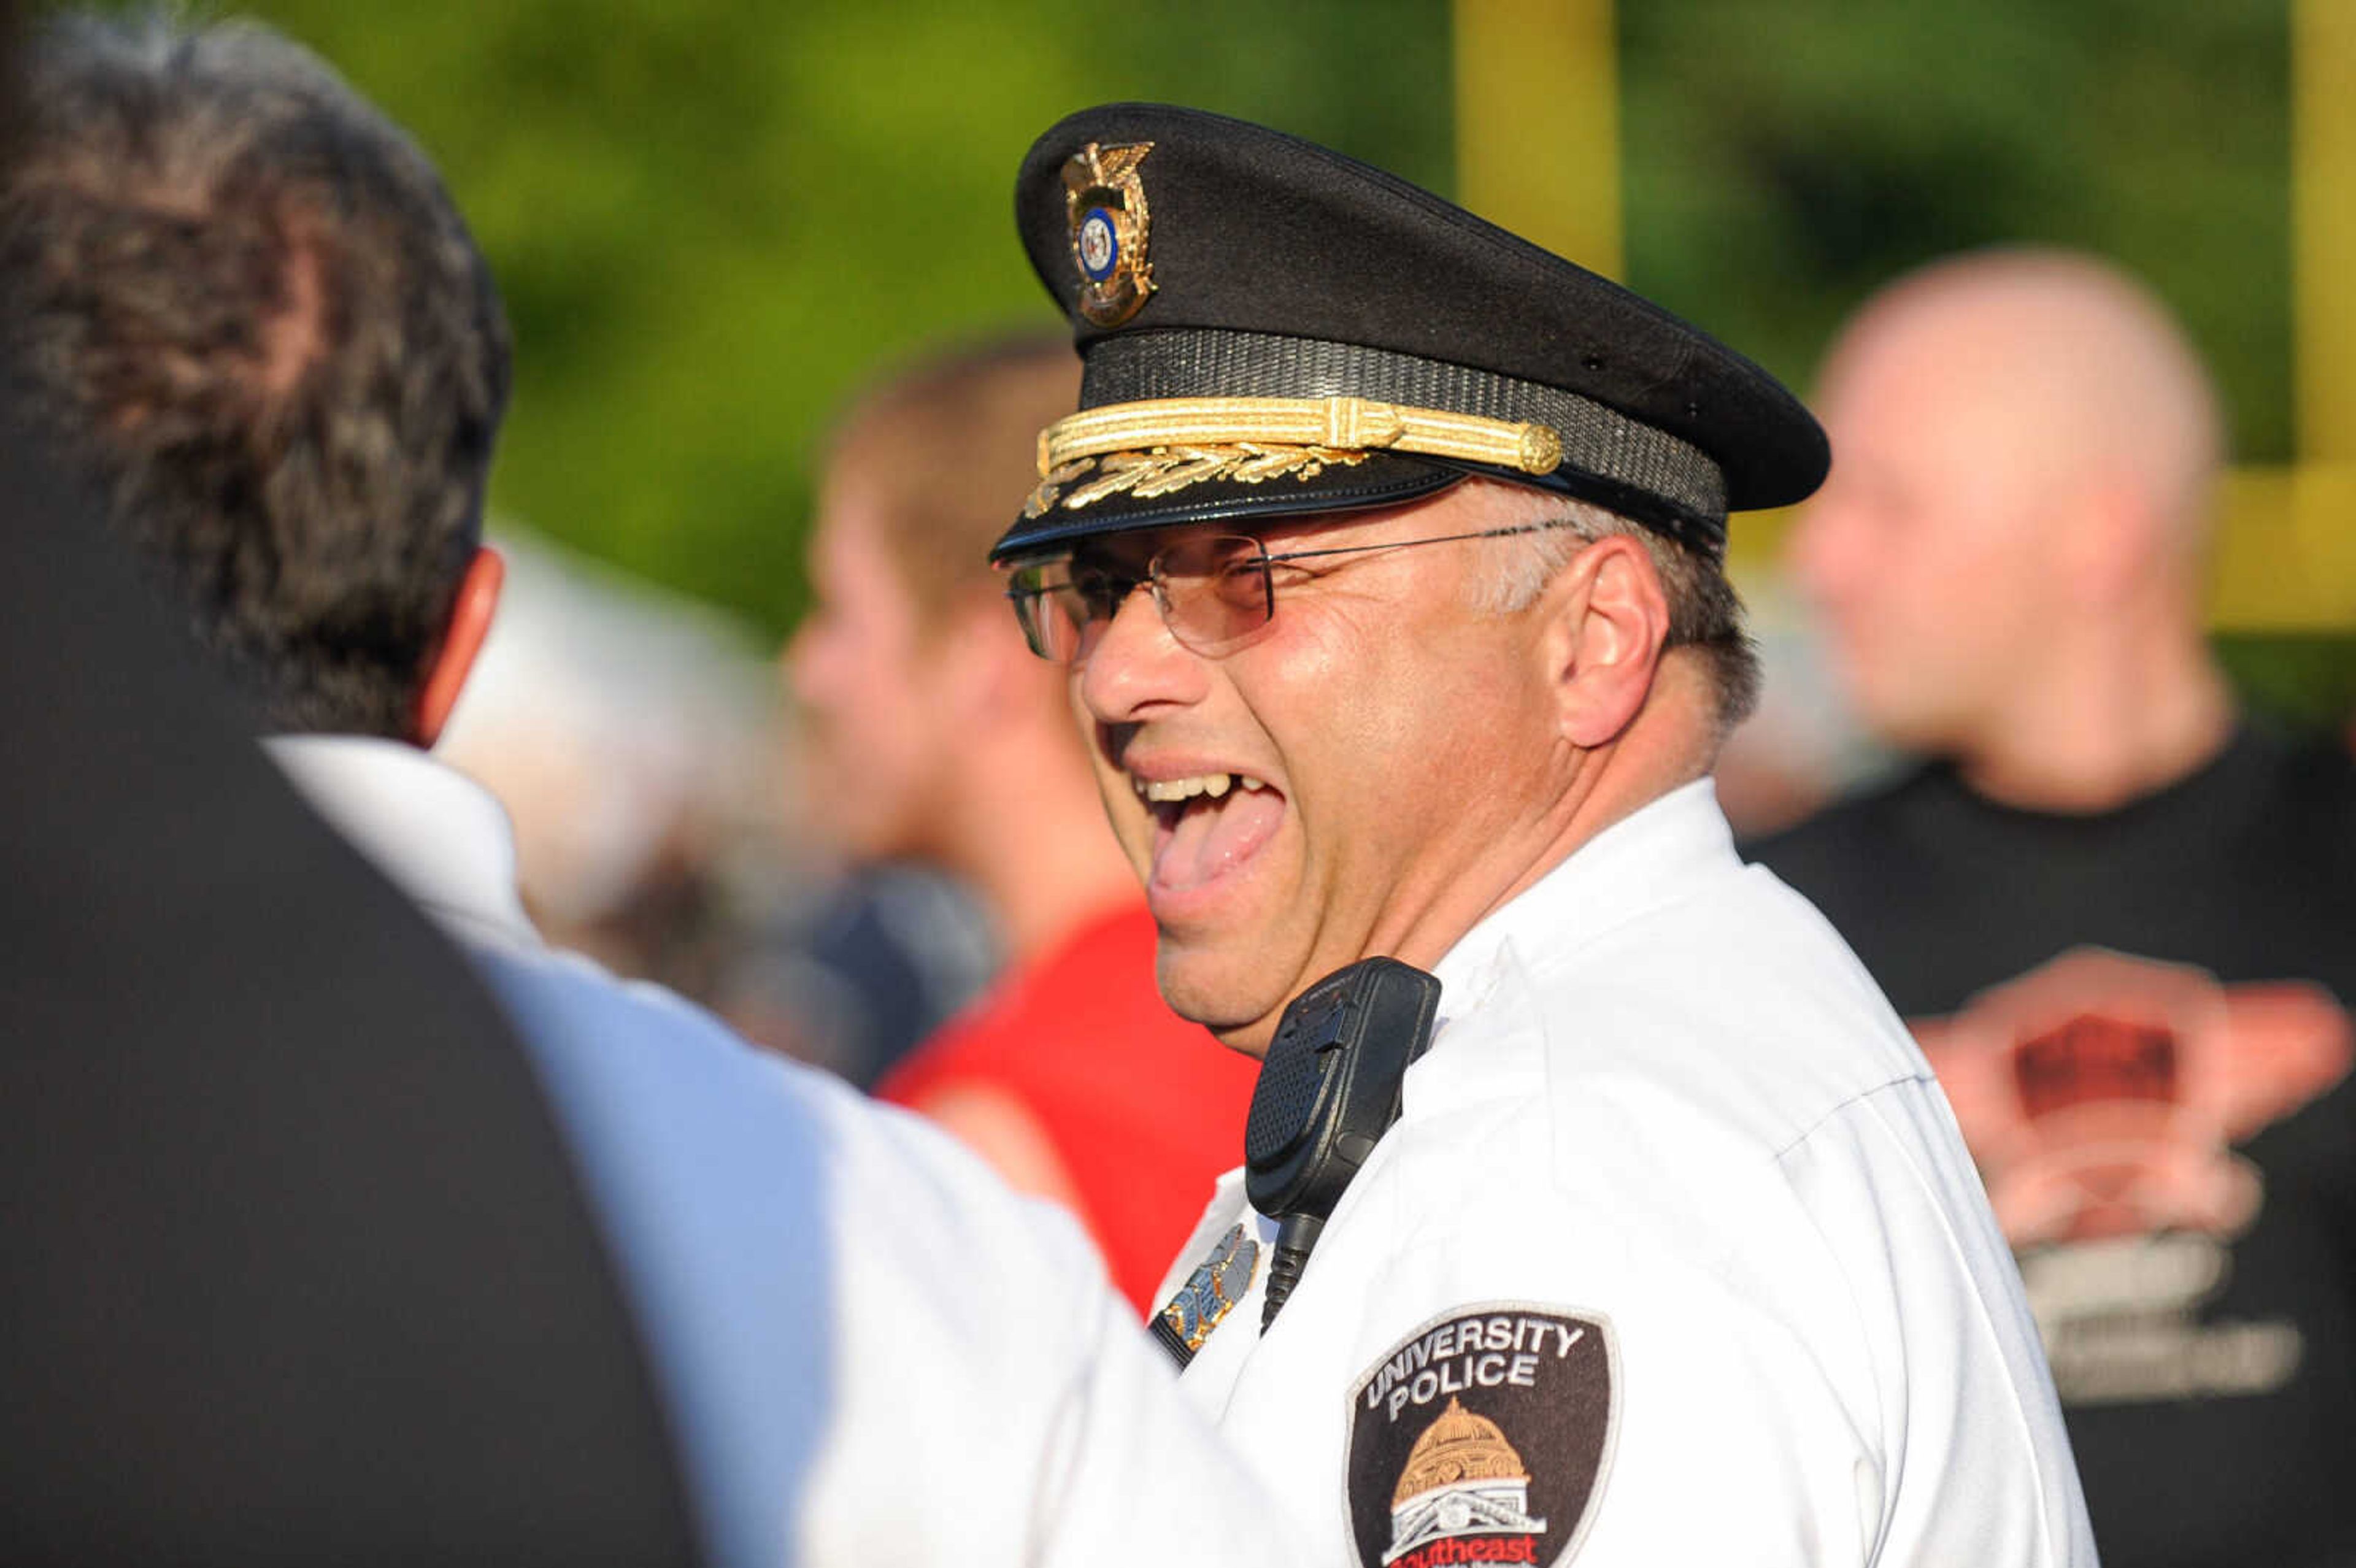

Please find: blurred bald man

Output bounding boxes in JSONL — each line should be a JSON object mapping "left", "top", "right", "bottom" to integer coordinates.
{"left": 1790, "top": 250, "right": 2233, "bottom": 804}
{"left": 1750, "top": 249, "right": 2356, "bottom": 1568}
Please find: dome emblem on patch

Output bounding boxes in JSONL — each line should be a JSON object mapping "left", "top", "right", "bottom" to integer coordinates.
{"left": 1062, "top": 140, "right": 1155, "bottom": 327}
{"left": 1387, "top": 1398, "right": 1546, "bottom": 1563}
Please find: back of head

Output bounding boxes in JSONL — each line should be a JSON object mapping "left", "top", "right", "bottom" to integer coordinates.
{"left": 0, "top": 11, "right": 511, "bottom": 737}
{"left": 825, "top": 334, "right": 1080, "bottom": 618}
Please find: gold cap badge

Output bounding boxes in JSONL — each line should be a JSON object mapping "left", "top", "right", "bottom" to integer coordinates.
{"left": 1063, "top": 140, "right": 1155, "bottom": 328}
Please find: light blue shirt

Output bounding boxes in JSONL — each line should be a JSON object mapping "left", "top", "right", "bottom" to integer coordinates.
{"left": 270, "top": 736, "right": 1303, "bottom": 1567}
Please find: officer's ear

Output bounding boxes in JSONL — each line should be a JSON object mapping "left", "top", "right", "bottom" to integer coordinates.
{"left": 413, "top": 545, "right": 503, "bottom": 748}
{"left": 1542, "top": 533, "right": 1669, "bottom": 749}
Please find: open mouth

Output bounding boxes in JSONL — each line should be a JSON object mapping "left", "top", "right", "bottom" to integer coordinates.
{"left": 1133, "top": 770, "right": 1286, "bottom": 897}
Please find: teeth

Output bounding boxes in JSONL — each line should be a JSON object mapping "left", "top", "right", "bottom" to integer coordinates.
{"left": 1133, "top": 772, "right": 1264, "bottom": 802}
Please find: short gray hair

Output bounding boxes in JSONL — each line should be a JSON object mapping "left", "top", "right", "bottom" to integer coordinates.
{"left": 1463, "top": 480, "right": 1761, "bottom": 736}
{"left": 0, "top": 10, "right": 510, "bottom": 737}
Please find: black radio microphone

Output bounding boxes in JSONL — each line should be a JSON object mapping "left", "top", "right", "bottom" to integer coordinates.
{"left": 1243, "top": 956, "right": 1442, "bottom": 1332}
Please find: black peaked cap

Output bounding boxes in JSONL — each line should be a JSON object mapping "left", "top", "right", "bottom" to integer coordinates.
{"left": 993, "top": 102, "right": 1828, "bottom": 562}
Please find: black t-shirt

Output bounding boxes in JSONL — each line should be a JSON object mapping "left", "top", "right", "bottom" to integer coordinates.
{"left": 1748, "top": 727, "right": 2356, "bottom": 1568}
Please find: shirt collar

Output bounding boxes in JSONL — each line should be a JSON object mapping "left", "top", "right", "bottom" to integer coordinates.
{"left": 1430, "top": 776, "right": 1738, "bottom": 1024}
{"left": 264, "top": 734, "right": 540, "bottom": 951}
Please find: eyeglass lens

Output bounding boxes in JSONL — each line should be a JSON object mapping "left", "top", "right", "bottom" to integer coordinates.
{"left": 1011, "top": 535, "right": 1275, "bottom": 663}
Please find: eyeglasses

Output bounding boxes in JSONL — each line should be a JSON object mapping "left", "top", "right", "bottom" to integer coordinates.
{"left": 1004, "top": 520, "right": 1576, "bottom": 664}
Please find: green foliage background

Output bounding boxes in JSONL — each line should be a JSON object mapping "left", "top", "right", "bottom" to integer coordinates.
{"left": 69, "top": 0, "right": 2345, "bottom": 723}
{"left": 1621, "top": 0, "right": 2292, "bottom": 463}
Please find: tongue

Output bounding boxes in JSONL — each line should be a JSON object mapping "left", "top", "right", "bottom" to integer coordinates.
{"left": 1154, "top": 786, "right": 1285, "bottom": 892}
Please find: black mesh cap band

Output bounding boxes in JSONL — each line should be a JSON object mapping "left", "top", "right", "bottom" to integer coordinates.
{"left": 1080, "top": 327, "right": 1730, "bottom": 532}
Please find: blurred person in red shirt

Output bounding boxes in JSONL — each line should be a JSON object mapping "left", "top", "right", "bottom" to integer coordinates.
{"left": 790, "top": 336, "right": 1257, "bottom": 1312}
{"left": 1749, "top": 248, "right": 2356, "bottom": 1568}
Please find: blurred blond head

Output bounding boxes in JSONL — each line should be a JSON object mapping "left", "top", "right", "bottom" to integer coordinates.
{"left": 788, "top": 336, "right": 1080, "bottom": 866}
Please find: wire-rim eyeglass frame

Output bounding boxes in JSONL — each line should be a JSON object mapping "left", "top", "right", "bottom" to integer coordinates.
{"left": 1004, "top": 519, "right": 1579, "bottom": 664}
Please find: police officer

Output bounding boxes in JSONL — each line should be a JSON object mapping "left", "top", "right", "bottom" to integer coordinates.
{"left": 994, "top": 105, "right": 2096, "bottom": 1567}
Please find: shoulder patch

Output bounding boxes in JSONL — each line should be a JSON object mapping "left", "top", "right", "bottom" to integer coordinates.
{"left": 1345, "top": 1305, "right": 1617, "bottom": 1568}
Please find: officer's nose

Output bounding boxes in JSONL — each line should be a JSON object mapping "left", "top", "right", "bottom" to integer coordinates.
{"left": 1076, "top": 582, "right": 1209, "bottom": 723}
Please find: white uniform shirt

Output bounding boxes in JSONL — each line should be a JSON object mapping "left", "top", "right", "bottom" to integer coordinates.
{"left": 269, "top": 736, "right": 1306, "bottom": 1568}
{"left": 1158, "top": 780, "right": 2096, "bottom": 1567}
